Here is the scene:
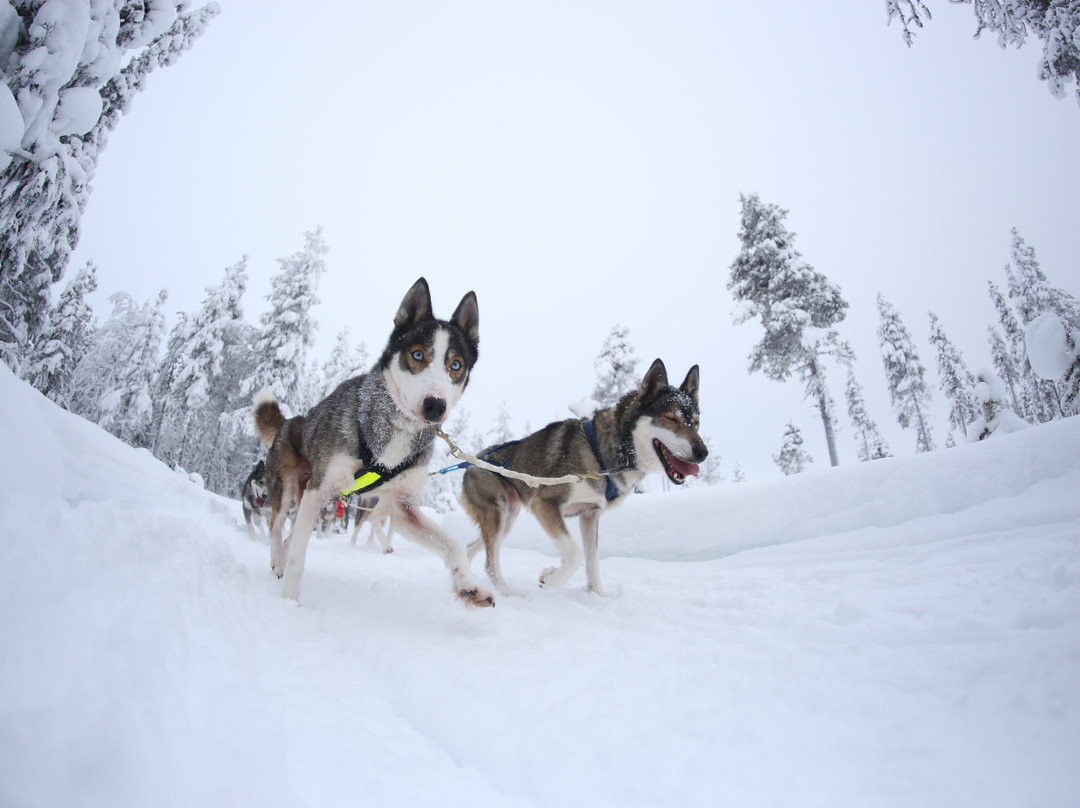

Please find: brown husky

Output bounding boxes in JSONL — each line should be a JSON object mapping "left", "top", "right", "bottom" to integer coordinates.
{"left": 461, "top": 358, "right": 707, "bottom": 596}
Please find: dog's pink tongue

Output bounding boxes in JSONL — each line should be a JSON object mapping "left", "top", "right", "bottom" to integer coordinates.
{"left": 669, "top": 454, "right": 699, "bottom": 478}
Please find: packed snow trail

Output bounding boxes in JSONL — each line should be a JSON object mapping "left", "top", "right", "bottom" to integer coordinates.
{"left": 1, "top": 364, "right": 1078, "bottom": 808}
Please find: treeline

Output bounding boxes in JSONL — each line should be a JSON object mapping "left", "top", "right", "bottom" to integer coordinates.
{"left": 728, "top": 194, "right": 1080, "bottom": 476}
{"left": 17, "top": 228, "right": 363, "bottom": 497}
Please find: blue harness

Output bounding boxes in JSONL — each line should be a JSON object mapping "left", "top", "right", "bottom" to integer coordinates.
{"left": 582, "top": 419, "right": 621, "bottom": 502}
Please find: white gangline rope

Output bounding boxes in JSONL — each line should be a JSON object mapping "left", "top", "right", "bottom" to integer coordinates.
{"left": 432, "top": 427, "right": 605, "bottom": 489}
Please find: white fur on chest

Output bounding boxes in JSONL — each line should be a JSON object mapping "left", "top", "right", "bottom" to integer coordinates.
{"left": 558, "top": 468, "right": 644, "bottom": 518}
{"left": 376, "top": 421, "right": 422, "bottom": 469}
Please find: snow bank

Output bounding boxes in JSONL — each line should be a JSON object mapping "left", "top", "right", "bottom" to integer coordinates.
{"left": 2, "top": 363, "right": 1079, "bottom": 808}
{"left": 462, "top": 413, "right": 1075, "bottom": 564}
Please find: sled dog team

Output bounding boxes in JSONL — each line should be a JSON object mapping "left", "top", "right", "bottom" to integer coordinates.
{"left": 250, "top": 278, "right": 707, "bottom": 607}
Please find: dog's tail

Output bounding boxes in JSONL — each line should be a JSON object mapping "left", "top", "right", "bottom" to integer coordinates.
{"left": 254, "top": 389, "right": 284, "bottom": 447}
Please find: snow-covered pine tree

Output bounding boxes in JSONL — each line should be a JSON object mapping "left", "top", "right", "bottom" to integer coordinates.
{"left": 320, "top": 326, "right": 368, "bottom": 399}
{"left": 70, "top": 289, "right": 167, "bottom": 446}
{"left": 988, "top": 280, "right": 1051, "bottom": 421}
{"left": 928, "top": 311, "right": 977, "bottom": 441}
{"left": 163, "top": 257, "right": 248, "bottom": 472}
{"left": 149, "top": 312, "right": 190, "bottom": 463}
{"left": 844, "top": 368, "right": 890, "bottom": 461}
{"left": 23, "top": 260, "right": 97, "bottom": 407}
{"left": 731, "top": 463, "right": 746, "bottom": 483}
{"left": 0, "top": 2, "right": 219, "bottom": 371}
{"left": 197, "top": 314, "right": 260, "bottom": 495}
{"left": 728, "top": 193, "right": 850, "bottom": 466}
{"left": 695, "top": 436, "right": 723, "bottom": 485}
{"left": 1005, "top": 229, "right": 1080, "bottom": 328}
{"left": 592, "top": 324, "right": 640, "bottom": 408}
{"left": 245, "top": 228, "right": 328, "bottom": 411}
{"left": 876, "top": 294, "right": 934, "bottom": 453}
{"left": 887, "top": 0, "right": 1080, "bottom": 108}
{"left": 987, "top": 324, "right": 1022, "bottom": 417}
{"left": 488, "top": 401, "right": 515, "bottom": 446}
{"left": 296, "top": 357, "right": 323, "bottom": 414}
{"left": 773, "top": 421, "right": 812, "bottom": 476}
{"left": 1026, "top": 313, "right": 1080, "bottom": 409}
{"left": 173, "top": 259, "right": 246, "bottom": 420}
{"left": 119, "top": 289, "right": 169, "bottom": 447}
{"left": 970, "top": 368, "right": 1029, "bottom": 441}
{"left": 1004, "top": 228, "right": 1078, "bottom": 417}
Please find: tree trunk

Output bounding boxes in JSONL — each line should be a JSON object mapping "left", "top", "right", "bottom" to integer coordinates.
{"left": 817, "top": 390, "right": 840, "bottom": 467}
{"left": 956, "top": 403, "right": 968, "bottom": 439}
{"left": 910, "top": 392, "right": 932, "bottom": 452}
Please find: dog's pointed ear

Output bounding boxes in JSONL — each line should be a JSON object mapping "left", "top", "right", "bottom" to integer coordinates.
{"left": 680, "top": 365, "right": 701, "bottom": 406}
{"left": 451, "top": 291, "right": 480, "bottom": 348}
{"left": 638, "top": 358, "right": 668, "bottom": 402}
{"left": 395, "top": 278, "right": 433, "bottom": 329}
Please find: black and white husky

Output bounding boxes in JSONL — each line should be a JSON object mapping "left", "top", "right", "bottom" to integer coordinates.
{"left": 461, "top": 359, "right": 707, "bottom": 597}
{"left": 240, "top": 460, "right": 272, "bottom": 540}
{"left": 254, "top": 278, "right": 493, "bottom": 607}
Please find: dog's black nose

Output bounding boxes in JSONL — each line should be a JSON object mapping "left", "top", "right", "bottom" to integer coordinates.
{"left": 693, "top": 443, "right": 709, "bottom": 463}
{"left": 423, "top": 397, "right": 447, "bottom": 422}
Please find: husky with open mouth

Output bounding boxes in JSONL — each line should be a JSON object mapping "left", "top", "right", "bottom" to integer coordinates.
{"left": 255, "top": 277, "right": 493, "bottom": 607}
{"left": 461, "top": 358, "right": 707, "bottom": 597}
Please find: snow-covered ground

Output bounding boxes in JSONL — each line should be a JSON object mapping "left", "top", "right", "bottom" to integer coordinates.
{"left": 2, "top": 361, "right": 1078, "bottom": 808}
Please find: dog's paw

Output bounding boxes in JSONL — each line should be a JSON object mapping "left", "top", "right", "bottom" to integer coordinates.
{"left": 382, "top": 546, "right": 394, "bottom": 555}
{"left": 458, "top": 587, "right": 495, "bottom": 608}
{"left": 538, "top": 566, "right": 558, "bottom": 589}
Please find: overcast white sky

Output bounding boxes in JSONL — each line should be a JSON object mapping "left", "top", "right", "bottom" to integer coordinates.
{"left": 70, "top": 0, "right": 1080, "bottom": 480}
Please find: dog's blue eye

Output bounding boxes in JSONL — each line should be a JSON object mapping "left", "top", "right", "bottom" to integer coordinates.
{"left": 450, "top": 359, "right": 462, "bottom": 371}
{"left": 412, "top": 349, "right": 425, "bottom": 362}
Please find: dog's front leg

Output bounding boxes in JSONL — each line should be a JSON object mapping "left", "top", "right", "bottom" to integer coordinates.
{"left": 531, "top": 500, "right": 583, "bottom": 590}
{"left": 280, "top": 488, "right": 324, "bottom": 601}
{"left": 393, "top": 497, "right": 494, "bottom": 607}
{"left": 579, "top": 510, "right": 608, "bottom": 597}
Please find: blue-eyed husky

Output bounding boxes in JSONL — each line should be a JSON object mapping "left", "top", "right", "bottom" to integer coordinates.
{"left": 254, "top": 278, "right": 493, "bottom": 607}
{"left": 461, "top": 359, "right": 707, "bottom": 597}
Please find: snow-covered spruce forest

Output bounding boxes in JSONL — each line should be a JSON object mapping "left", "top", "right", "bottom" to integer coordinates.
{"left": 10, "top": 200, "right": 1080, "bottom": 503}
{"left": 3, "top": 1, "right": 1079, "bottom": 498}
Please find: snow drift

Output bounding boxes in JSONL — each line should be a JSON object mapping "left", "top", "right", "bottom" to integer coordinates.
{"left": 1, "top": 362, "right": 1078, "bottom": 808}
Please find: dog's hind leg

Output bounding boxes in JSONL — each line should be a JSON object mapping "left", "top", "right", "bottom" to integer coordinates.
{"left": 483, "top": 494, "right": 522, "bottom": 595}
{"left": 269, "top": 475, "right": 302, "bottom": 577}
{"left": 579, "top": 509, "right": 607, "bottom": 597}
{"left": 462, "top": 474, "right": 520, "bottom": 595}
{"left": 531, "top": 500, "right": 583, "bottom": 591}
{"left": 280, "top": 487, "right": 324, "bottom": 601}
{"left": 268, "top": 510, "right": 288, "bottom": 577}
